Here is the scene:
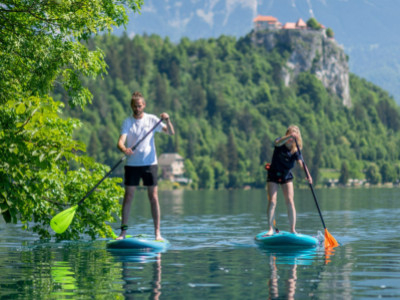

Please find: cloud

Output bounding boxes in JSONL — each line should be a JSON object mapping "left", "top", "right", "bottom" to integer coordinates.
{"left": 197, "top": 9, "right": 215, "bottom": 26}
{"left": 225, "top": 0, "right": 258, "bottom": 25}
{"left": 196, "top": 0, "right": 221, "bottom": 26}
{"left": 168, "top": 13, "right": 194, "bottom": 29}
{"left": 141, "top": 2, "right": 157, "bottom": 13}
{"left": 306, "top": 0, "right": 315, "bottom": 18}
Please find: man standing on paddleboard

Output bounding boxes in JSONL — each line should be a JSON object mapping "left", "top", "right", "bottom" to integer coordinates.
{"left": 117, "top": 91, "right": 174, "bottom": 240}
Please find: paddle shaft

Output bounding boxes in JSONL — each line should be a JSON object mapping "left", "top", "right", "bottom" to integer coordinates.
{"left": 77, "top": 119, "right": 163, "bottom": 206}
{"left": 293, "top": 138, "right": 327, "bottom": 230}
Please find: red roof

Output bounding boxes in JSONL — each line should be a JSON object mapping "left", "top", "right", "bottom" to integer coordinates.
{"left": 283, "top": 22, "right": 296, "bottom": 29}
{"left": 253, "top": 15, "right": 278, "bottom": 23}
{"left": 296, "top": 18, "right": 307, "bottom": 28}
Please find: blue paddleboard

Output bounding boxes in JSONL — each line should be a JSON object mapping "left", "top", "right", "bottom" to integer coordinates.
{"left": 107, "top": 235, "right": 170, "bottom": 251}
{"left": 255, "top": 230, "right": 318, "bottom": 248}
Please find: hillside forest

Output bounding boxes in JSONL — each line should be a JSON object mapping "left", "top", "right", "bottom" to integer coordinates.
{"left": 56, "top": 32, "right": 400, "bottom": 190}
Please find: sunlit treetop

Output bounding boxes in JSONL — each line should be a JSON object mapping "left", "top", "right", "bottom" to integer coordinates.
{"left": 0, "top": 0, "right": 143, "bottom": 107}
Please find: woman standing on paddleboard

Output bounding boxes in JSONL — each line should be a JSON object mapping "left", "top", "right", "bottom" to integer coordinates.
{"left": 264, "top": 125, "right": 312, "bottom": 236}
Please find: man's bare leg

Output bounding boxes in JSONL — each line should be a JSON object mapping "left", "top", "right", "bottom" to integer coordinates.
{"left": 117, "top": 185, "right": 136, "bottom": 240}
{"left": 148, "top": 186, "right": 162, "bottom": 240}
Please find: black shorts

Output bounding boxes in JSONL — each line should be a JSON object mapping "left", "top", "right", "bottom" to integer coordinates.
{"left": 267, "top": 170, "right": 293, "bottom": 184}
{"left": 124, "top": 165, "right": 158, "bottom": 186}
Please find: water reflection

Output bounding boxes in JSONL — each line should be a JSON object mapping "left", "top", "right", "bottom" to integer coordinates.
{"left": 268, "top": 257, "right": 297, "bottom": 300}
{"left": 1, "top": 189, "right": 399, "bottom": 299}
{"left": 50, "top": 261, "right": 77, "bottom": 298}
{"left": 108, "top": 249, "right": 163, "bottom": 300}
{"left": 260, "top": 248, "right": 318, "bottom": 300}
{"left": 259, "top": 247, "right": 318, "bottom": 265}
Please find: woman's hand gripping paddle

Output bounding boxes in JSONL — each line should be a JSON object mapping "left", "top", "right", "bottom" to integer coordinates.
{"left": 293, "top": 138, "right": 339, "bottom": 248}
{"left": 50, "top": 119, "right": 163, "bottom": 234}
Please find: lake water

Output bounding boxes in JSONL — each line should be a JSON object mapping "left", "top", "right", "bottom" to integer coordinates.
{"left": 1, "top": 188, "right": 400, "bottom": 299}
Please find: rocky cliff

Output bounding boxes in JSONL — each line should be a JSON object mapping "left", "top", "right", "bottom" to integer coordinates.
{"left": 251, "top": 29, "right": 351, "bottom": 107}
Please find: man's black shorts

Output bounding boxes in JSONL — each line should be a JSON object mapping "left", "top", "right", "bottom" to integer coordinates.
{"left": 124, "top": 165, "right": 158, "bottom": 186}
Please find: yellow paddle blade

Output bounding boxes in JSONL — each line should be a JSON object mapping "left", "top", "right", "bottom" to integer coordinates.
{"left": 50, "top": 205, "right": 78, "bottom": 234}
{"left": 324, "top": 228, "right": 339, "bottom": 248}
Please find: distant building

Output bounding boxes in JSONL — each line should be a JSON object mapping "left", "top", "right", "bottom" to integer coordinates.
{"left": 254, "top": 16, "right": 324, "bottom": 32}
{"left": 282, "top": 18, "right": 308, "bottom": 30}
{"left": 296, "top": 18, "right": 307, "bottom": 29}
{"left": 253, "top": 15, "right": 282, "bottom": 30}
{"left": 158, "top": 153, "right": 189, "bottom": 184}
{"left": 282, "top": 22, "right": 296, "bottom": 29}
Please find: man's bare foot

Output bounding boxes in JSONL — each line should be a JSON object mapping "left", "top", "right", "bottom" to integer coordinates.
{"left": 116, "top": 230, "right": 126, "bottom": 240}
{"left": 116, "top": 225, "right": 128, "bottom": 240}
{"left": 155, "top": 232, "right": 163, "bottom": 241}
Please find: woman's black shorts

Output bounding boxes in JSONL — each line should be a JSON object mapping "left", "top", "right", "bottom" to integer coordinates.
{"left": 267, "top": 169, "right": 293, "bottom": 184}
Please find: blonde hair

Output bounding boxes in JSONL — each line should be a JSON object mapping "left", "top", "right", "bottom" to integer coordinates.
{"left": 286, "top": 125, "right": 302, "bottom": 153}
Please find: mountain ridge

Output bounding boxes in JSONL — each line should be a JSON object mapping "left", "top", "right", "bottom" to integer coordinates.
{"left": 116, "top": 0, "right": 400, "bottom": 103}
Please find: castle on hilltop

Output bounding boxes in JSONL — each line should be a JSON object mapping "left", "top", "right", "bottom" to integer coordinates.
{"left": 251, "top": 16, "right": 348, "bottom": 106}
{"left": 253, "top": 15, "right": 328, "bottom": 33}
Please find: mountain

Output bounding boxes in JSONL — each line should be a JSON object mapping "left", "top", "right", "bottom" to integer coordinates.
{"left": 252, "top": 29, "right": 351, "bottom": 106}
{"left": 115, "top": 0, "right": 400, "bottom": 104}
{"left": 62, "top": 33, "right": 400, "bottom": 189}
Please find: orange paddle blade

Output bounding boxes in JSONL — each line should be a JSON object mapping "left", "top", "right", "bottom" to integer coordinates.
{"left": 324, "top": 228, "right": 339, "bottom": 248}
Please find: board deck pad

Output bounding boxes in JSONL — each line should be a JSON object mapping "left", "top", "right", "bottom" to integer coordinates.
{"left": 255, "top": 230, "right": 319, "bottom": 248}
{"left": 107, "top": 234, "right": 170, "bottom": 251}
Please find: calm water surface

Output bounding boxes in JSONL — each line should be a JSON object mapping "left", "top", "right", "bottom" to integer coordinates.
{"left": 1, "top": 188, "right": 400, "bottom": 299}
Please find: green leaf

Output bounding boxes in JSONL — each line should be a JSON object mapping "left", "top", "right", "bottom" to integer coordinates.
{"left": 16, "top": 103, "right": 26, "bottom": 114}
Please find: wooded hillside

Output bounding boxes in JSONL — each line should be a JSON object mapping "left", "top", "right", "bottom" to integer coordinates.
{"left": 56, "top": 33, "right": 400, "bottom": 189}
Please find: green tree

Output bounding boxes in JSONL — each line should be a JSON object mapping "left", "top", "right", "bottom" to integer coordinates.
{"left": 195, "top": 157, "right": 215, "bottom": 189}
{"left": 380, "top": 162, "right": 397, "bottom": 183}
{"left": 339, "top": 162, "right": 349, "bottom": 185}
{"left": 326, "top": 28, "right": 334, "bottom": 38}
{"left": 213, "top": 161, "right": 228, "bottom": 189}
{"left": 306, "top": 18, "right": 322, "bottom": 30}
{"left": 260, "top": 134, "right": 273, "bottom": 164}
{"left": 365, "top": 164, "right": 382, "bottom": 185}
{"left": 226, "top": 131, "right": 239, "bottom": 173}
{"left": 0, "top": 0, "right": 143, "bottom": 239}
{"left": 184, "top": 159, "right": 199, "bottom": 189}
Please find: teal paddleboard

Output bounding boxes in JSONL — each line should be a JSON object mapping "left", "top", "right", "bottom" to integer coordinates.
{"left": 255, "top": 230, "right": 318, "bottom": 248}
{"left": 107, "top": 235, "right": 170, "bottom": 251}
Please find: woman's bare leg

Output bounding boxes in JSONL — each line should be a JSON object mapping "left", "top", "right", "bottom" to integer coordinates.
{"left": 266, "top": 182, "right": 279, "bottom": 236}
{"left": 281, "top": 182, "right": 297, "bottom": 233}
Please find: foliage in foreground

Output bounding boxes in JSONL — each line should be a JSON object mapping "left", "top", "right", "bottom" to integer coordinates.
{"left": 0, "top": 0, "right": 143, "bottom": 239}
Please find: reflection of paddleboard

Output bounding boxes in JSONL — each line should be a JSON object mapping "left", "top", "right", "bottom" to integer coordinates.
{"left": 107, "top": 235, "right": 170, "bottom": 251}
{"left": 255, "top": 231, "right": 318, "bottom": 248}
{"left": 260, "top": 247, "right": 318, "bottom": 265}
{"left": 107, "top": 249, "right": 161, "bottom": 263}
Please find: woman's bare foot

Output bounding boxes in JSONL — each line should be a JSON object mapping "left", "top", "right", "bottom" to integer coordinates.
{"left": 262, "top": 229, "right": 274, "bottom": 237}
